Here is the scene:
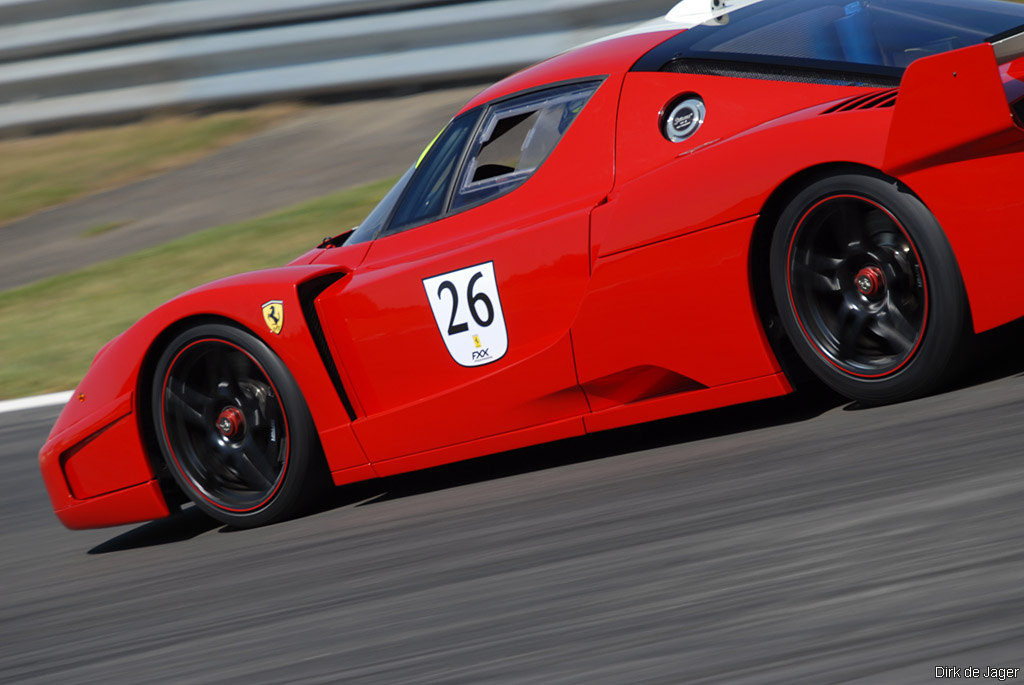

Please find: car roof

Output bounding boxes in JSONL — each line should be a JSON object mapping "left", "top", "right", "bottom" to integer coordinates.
{"left": 636, "top": 0, "right": 1024, "bottom": 81}
{"left": 464, "top": 0, "right": 1024, "bottom": 113}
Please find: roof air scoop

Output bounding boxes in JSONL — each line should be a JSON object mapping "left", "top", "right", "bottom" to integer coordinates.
{"left": 666, "top": 0, "right": 764, "bottom": 25}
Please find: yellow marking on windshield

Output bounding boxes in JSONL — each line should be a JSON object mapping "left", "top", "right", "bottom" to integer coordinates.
{"left": 416, "top": 128, "right": 445, "bottom": 168}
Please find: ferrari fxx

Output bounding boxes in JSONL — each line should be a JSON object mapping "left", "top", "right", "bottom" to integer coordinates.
{"left": 39, "top": 0, "right": 1024, "bottom": 529}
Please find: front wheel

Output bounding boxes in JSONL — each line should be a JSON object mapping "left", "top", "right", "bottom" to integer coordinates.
{"left": 151, "top": 323, "right": 321, "bottom": 528}
{"left": 769, "top": 173, "right": 967, "bottom": 405}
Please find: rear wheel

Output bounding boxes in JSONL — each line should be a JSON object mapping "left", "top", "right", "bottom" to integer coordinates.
{"left": 152, "top": 323, "right": 320, "bottom": 528}
{"left": 770, "top": 173, "right": 966, "bottom": 404}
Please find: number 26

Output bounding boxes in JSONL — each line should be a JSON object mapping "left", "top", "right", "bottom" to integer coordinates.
{"left": 437, "top": 272, "right": 495, "bottom": 336}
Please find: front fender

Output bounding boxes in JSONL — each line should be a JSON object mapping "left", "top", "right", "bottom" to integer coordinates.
{"left": 40, "top": 262, "right": 372, "bottom": 529}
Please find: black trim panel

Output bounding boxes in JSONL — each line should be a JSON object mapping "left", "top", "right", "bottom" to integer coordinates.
{"left": 298, "top": 273, "right": 357, "bottom": 422}
{"left": 987, "top": 21, "right": 1024, "bottom": 45}
{"left": 1014, "top": 97, "right": 1024, "bottom": 128}
{"left": 660, "top": 58, "right": 900, "bottom": 87}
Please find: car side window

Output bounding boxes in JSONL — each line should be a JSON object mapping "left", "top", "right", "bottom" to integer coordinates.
{"left": 386, "top": 107, "right": 483, "bottom": 235}
{"left": 451, "top": 81, "right": 602, "bottom": 212}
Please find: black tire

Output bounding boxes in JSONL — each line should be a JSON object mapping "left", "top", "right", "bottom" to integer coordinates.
{"left": 151, "top": 323, "right": 321, "bottom": 528}
{"left": 769, "top": 173, "right": 966, "bottom": 405}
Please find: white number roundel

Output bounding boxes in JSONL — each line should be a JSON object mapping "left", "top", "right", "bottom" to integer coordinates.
{"left": 423, "top": 262, "right": 508, "bottom": 367}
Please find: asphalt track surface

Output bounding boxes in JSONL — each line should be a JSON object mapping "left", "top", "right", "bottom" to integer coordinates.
{"left": 4, "top": 323, "right": 1024, "bottom": 684}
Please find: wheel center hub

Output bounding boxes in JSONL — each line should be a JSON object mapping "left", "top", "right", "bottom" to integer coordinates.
{"left": 216, "top": 406, "right": 245, "bottom": 438}
{"left": 855, "top": 266, "right": 885, "bottom": 297}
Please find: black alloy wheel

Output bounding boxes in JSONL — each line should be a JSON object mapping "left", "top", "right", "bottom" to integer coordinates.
{"left": 770, "top": 173, "right": 967, "bottom": 405}
{"left": 152, "top": 323, "right": 321, "bottom": 527}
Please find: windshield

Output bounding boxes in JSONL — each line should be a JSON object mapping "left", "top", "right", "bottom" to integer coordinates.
{"left": 639, "top": 0, "right": 1024, "bottom": 78}
{"left": 331, "top": 107, "right": 483, "bottom": 246}
{"left": 341, "top": 165, "right": 415, "bottom": 246}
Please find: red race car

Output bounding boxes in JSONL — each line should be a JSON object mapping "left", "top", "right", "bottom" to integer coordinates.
{"left": 39, "top": 0, "right": 1024, "bottom": 529}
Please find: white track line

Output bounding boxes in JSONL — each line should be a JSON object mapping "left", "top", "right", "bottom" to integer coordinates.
{"left": 0, "top": 391, "right": 72, "bottom": 415}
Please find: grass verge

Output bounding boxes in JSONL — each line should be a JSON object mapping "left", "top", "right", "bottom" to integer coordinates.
{"left": 0, "top": 178, "right": 394, "bottom": 400}
{"left": 0, "top": 104, "right": 300, "bottom": 227}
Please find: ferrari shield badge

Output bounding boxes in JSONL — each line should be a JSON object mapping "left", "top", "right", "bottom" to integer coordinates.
{"left": 262, "top": 300, "right": 284, "bottom": 335}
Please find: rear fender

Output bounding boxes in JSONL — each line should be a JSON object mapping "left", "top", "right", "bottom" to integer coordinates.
{"left": 882, "top": 37, "right": 1024, "bottom": 333}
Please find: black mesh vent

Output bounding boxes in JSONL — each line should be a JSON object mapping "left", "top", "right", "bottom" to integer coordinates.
{"left": 821, "top": 88, "right": 899, "bottom": 114}
{"left": 661, "top": 59, "right": 900, "bottom": 88}
{"left": 1015, "top": 97, "right": 1024, "bottom": 128}
{"left": 298, "top": 272, "right": 357, "bottom": 422}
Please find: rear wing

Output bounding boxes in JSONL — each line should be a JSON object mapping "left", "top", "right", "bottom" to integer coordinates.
{"left": 991, "top": 23, "right": 1024, "bottom": 65}
{"left": 883, "top": 25, "right": 1024, "bottom": 176}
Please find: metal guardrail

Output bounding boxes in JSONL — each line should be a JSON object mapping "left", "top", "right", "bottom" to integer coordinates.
{"left": 0, "top": 0, "right": 676, "bottom": 135}
{"left": 0, "top": 0, "right": 460, "bottom": 62}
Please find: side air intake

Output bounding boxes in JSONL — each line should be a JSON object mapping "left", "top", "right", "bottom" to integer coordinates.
{"left": 822, "top": 88, "right": 899, "bottom": 114}
{"left": 298, "top": 272, "right": 357, "bottom": 422}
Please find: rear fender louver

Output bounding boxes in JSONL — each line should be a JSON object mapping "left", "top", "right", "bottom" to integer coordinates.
{"left": 821, "top": 88, "right": 899, "bottom": 114}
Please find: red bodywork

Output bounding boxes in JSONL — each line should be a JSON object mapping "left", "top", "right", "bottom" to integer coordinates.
{"left": 39, "top": 27, "right": 1024, "bottom": 529}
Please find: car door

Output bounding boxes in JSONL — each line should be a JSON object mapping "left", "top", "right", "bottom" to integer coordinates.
{"left": 315, "top": 80, "right": 617, "bottom": 462}
{"left": 570, "top": 71, "right": 794, "bottom": 428}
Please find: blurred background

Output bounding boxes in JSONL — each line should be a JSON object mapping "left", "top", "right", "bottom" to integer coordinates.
{"left": 0, "top": 0, "right": 677, "bottom": 135}
{"left": 0, "top": 0, "right": 679, "bottom": 400}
